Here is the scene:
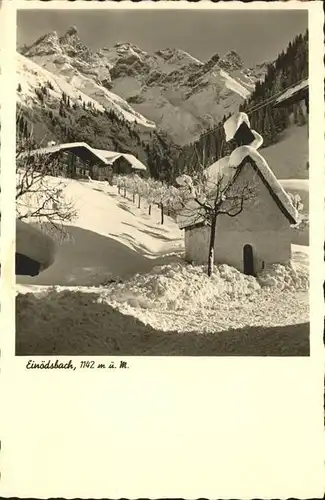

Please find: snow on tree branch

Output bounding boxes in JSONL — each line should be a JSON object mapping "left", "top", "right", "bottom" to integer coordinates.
{"left": 16, "top": 135, "right": 77, "bottom": 242}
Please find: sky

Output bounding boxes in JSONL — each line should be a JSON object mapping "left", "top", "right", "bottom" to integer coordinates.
{"left": 17, "top": 9, "right": 308, "bottom": 66}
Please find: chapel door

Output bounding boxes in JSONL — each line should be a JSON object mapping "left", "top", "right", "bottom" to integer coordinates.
{"left": 243, "top": 244, "right": 254, "bottom": 276}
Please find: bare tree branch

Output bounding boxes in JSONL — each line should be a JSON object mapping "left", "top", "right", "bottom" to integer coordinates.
{"left": 176, "top": 161, "right": 257, "bottom": 276}
{"left": 16, "top": 130, "right": 77, "bottom": 243}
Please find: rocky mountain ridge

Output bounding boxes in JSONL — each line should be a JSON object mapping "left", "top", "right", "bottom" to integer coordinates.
{"left": 20, "top": 26, "right": 268, "bottom": 144}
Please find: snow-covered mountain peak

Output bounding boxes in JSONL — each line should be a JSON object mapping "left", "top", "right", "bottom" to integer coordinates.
{"left": 101, "top": 42, "right": 150, "bottom": 68}
{"left": 37, "top": 30, "right": 59, "bottom": 44}
{"left": 17, "top": 52, "right": 156, "bottom": 132}
{"left": 114, "top": 41, "right": 142, "bottom": 51}
{"left": 21, "top": 26, "right": 113, "bottom": 87}
{"left": 219, "top": 50, "right": 243, "bottom": 71}
{"left": 22, "top": 31, "right": 61, "bottom": 57}
{"left": 206, "top": 53, "right": 221, "bottom": 65}
{"left": 65, "top": 25, "right": 78, "bottom": 37}
{"left": 19, "top": 27, "right": 269, "bottom": 144}
{"left": 58, "top": 26, "right": 89, "bottom": 56}
{"left": 22, "top": 26, "right": 87, "bottom": 60}
{"left": 155, "top": 47, "right": 203, "bottom": 66}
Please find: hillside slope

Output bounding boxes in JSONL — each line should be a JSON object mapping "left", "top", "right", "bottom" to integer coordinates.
{"left": 261, "top": 124, "right": 308, "bottom": 180}
{"left": 17, "top": 178, "right": 184, "bottom": 287}
{"left": 17, "top": 52, "right": 156, "bottom": 130}
{"left": 17, "top": 52, "right": 184, "bottom": 182}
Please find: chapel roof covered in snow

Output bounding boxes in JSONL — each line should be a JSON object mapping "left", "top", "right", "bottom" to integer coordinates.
{"left": 179, "top": 147, "right": 298, "bottom": 230}
{"left": 22, "top": 142, "right": 147, "bottom": 171}
{"left": 273, "top": 79, "right": 308, "bottom": 108}
{"left": 229, "top": 147, "right": 298, "bottom": 224}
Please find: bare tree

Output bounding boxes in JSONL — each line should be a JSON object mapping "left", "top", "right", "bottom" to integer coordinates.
{"left": 126, "top": 175, "right": 138, "bottom": 203}
{"left": 126, "top": 174, "right": 143, "bottom": 206}
{"left": 16, "top": 135, "right": 77, "bottom": 243}
{"left": 154, "top": 181, "right": 170, "bottom": 225}
{"left": 114, "top": 174, "right": 127, "bottom": 197}
{"left": 135, "top": 176, "right": 149, "bottom": 209}
{"left": 144, "top": 178, "right": 157, "bottom": 216}
{"left": 177, "top": 160, "right": 256, "bottom": 277}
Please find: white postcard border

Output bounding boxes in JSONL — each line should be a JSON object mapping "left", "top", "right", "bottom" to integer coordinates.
{"left": 0, "top": 1, "right": 324, "bottom": 498}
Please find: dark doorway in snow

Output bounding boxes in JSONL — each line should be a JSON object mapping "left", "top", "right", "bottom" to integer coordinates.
{"left": 243, "top": 244, "right": 254, "bottom": 276}
{"left": 16, "top": 253, "right": 41, "bottom": 277}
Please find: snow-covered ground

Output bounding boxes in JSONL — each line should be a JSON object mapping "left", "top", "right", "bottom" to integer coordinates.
{"left": 16, "top": 288, "right": 309, "bottom": 356}
{"left": 17, "top": 175, "right": 309, "bottom": 344}
{"left": 16, "top": 243, "right": 309, "bottom": 356}
{"left": 16, "top": 244, "right": 309, "bottom": 335}
{"left": 17, "top": 178, "right": 184, "bottom": 286}
{"left": 262, "top": 125, "right": 308, "bottom": 180}
{"left": 16, "top": 122, "right": 309, "bottom": 355}
{"left": 262, "top": 125, "right": 309, "bottom": 246}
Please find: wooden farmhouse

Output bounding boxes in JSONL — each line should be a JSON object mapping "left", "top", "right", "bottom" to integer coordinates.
{"left": 22, "top": 142, "right": 147, "bottom": 182}
{"left": 91, "top": 148, "right": 147, "bottom": 179}
{"left": 178, "top": 149, "right": 298, "bottom": 276}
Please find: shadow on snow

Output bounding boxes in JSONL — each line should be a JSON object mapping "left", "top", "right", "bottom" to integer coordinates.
{"left": 16, "top": 225, "right": 183, "bottom": 287}
{"left": 16, "top": 290, "right": 310, "bottom": 357}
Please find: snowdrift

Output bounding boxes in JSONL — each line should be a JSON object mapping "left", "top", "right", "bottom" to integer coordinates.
{"left": 16, "top": 218, "right": 57, "bottom": 272}
{"left": 93, "top": 259, "right": 309, "bottom": 333}
{"left": 17, "top": 257, "right": 308, "bottom": 338}
{"left": 101, "top": 260, "right": 308, "bottom": 312}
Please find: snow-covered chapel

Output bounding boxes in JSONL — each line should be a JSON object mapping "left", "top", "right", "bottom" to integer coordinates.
{"left": 177, "top": 113, "right": 298, "bottom": 276}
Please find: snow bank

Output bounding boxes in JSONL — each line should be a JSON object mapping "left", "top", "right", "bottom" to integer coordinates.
{"left": 96, "top": 260, "right": 308, "bottom": 333}
{"left": 100, "top": 260, "right": 308, "bottom": 312}
{"left": 101, "top": 262, "right": 260, "bottom": 311}
{"left": 16, "top": 218, "right": 57, "bottom": 270}
{"left": 257, "top": 262, "right": 308, "bottom": 292}
{"left": 17, "top": 177, "right": 184, "bottom": 286}
{"left": 17, "top": 257, "right": 309, "bottom": 336}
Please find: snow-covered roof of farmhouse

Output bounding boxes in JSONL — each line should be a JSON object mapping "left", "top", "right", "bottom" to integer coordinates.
{"left": 22, "top": 142, "right": 147, "bottom": 171}
{"left": 274, "top": 79, "right": 308, "bottom": 108}
{"left": 21, "top": 142, "right": 109, "bottom": 165}
{"left": 178, "top": 146, "right": 298, "bottom": 230}
{"left": 92, "top": 149, "right": 147, "bottom": 171}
